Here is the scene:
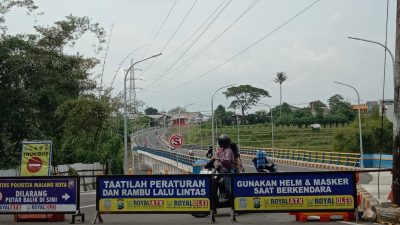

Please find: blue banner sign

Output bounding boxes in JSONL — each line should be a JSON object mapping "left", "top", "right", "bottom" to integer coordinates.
{"left": 232, "top": 172, "right": 356, "bottom": 212}
{"left": 97, "top": 175, "right": 212, "bottom": 213}
{"left": 0, "top": 177, "right": 78, "bottom": 213}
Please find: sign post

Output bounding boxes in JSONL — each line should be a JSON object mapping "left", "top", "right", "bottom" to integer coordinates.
{"left": 169, "top": 134, "right": 183, "bottom": 149}
{"left": 94, "top": 175, "right": 212, "bottom": 223}
{"left": 231, "top": 171, "right": 357, "bottom": 222}
{"left": 20, "top": 141, "right": 52, "bottom": 176}
{"left": 0, "top": 176, "right": 80, "bottom": 223}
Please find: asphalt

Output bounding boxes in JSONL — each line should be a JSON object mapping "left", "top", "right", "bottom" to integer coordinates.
{"left": 133, "top": 127, "right": 400, "bottom": 224}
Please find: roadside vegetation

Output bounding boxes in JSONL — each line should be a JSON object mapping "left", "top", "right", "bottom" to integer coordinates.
{"left": 173, "top": 101, "right": 393, "bottom": 154}
{"left": 0, "top": 1, "right": 393, "bottom": 173}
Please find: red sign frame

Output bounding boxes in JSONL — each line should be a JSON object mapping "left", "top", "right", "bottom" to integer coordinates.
{"left": 169, "top": 134, "right": 183, "bottom": 149}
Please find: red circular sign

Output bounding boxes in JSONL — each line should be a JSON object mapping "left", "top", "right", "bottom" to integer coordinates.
{"left": 169, "top": 134, "right": 183, "bottom": 149}
{"left": 27, "top": 157, "right": 42, "bottom": 173}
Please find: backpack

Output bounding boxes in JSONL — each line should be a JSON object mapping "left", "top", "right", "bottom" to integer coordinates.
{"left": 255, "top": 150, "right": 267, "bottom": 168}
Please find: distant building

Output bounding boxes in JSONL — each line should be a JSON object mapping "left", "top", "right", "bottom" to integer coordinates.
{"left": 288, "top": 105, "right": 301, "bottom": 111}
{"left": 379, "top": 99, "right": 394, "bottom": 114}
{"left": 170, "top": 112, "right": 204, "bottom": 126}
{"left": 352, "top": 104, "right": 368, "bottom": 114}
{"left": 366, "top": 101, "right": 379, "bottom": 113}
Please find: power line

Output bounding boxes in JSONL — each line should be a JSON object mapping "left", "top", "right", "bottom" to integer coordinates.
{"left": 167, "top": 0, "right": 321, "bottom": 90}
{"left": 150, "top": 0, "right": 228, "bottom": 68}
{"left": 141, "top": 0, "right": 178, "bottom": 59}
{"left": 141, "top": 0, "right": 198, "bottom": 74}
{"left": 146, "top": 0, "right": 233, "bottom": 88}
{"left": 99, "top": 23, "right": 114, "bottom": 95}
{"left": 168, "top": 0, "right": 260, "bottom": 77}
{"left": 110, "top": 44, "right": 148, "bottom": 88}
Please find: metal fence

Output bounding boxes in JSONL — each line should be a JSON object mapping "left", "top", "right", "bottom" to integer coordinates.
{"left": 135, "top": 146, "right": 201, "bottom": 166}
{"left": 240, "top": 147, "right": 360, "bottom": 167}
{"left": 136, "top": 146, "right": 360, "bottom": 168}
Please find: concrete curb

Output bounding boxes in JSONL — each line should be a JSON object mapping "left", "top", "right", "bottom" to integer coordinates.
{"left": 269, "top": 157, "right": 400, "bottom": 224}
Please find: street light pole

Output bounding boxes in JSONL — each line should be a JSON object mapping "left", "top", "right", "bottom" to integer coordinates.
{"left": 334, "top": 81, "right": 364, "bottom": 168}
{"left": 123, "top": 53, "right": 162, "bottom": 174}
{"left": 347, "top": 36, "right": 399, "bottom": 203}
{"left": 211, "top": 85, "right": 234, "bottom": 155}
{"left": 235, "top": 108, "right": 240, "bottom": 148}
{"left": 348, "top": 37, "right": 394, "bottom": 65}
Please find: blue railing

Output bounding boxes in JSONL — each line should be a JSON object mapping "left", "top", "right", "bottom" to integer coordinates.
{"left": 135, "top": 146, "right": 361, "bottom": 168}
{"left": 240, "top": 147, "right": 360, "bottom": 167}
{"left": 134, "top": 146, "right": 201, "bottom": 166}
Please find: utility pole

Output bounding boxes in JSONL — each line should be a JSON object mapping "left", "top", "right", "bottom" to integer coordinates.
{"left": 393, "top": 0, "right": 400, "bottom": 205}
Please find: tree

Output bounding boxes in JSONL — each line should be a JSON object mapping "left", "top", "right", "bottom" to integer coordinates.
{"left": 214, "top": 105, "right": 227, "bottom": 126}
{"left": 328, "top": 94, "right": 355, "bottom": 121}
{"left": 0, "top": 0, "right": 38, "bottom": 34}
{"left": 271, "top": 102, "right": 292, "bottom": 117}
{"left": 223, "top": 85, "right": 270, "bottom": 118}
{"left": 274, "top": 72, "right": 288, "bottom": 117}
{"left": 246, "top": 110, "right": 269, "bottom": 124}
{"left": 0, "top": 4, "right": 108, "bottom": 168}
{"left": 168, "top": 106, "right": 187, "bottom": 114}
{"left": 145, "top": 107, "right": 159, "bottom": 115}
{"left": 309, "top": 100, "right": 326, "bottom": 117}
{"left": 55, "top": 95, "right": 117, "bottom": 165}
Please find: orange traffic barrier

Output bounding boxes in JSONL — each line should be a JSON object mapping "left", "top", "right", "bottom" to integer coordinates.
{"left": 14, "top": 214, "right": 65, "bottom": 222}
{"left": 289, "top": 212, "right": 354, "bottom": 222}
{"left": 387, "top": 190, "right": 393, "bottom": 202}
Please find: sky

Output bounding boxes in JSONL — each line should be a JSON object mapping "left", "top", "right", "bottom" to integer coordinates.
{"left": 5, "top": 0, "right": 397, "bottom": 114}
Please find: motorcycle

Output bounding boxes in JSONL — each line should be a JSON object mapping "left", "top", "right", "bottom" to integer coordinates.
{"left": 253, "top": 157, "right": 277, "bottom": 173}
{"left": 191, "top": 161, "right": 232, "bottom": 219}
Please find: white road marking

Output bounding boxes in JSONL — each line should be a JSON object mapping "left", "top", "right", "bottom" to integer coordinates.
{"left": 339, "top": 221, "right": 359, "bottom": 225}
{"left": 80, "top": 191, "right": 96, "bottom": 195}
{"left": 80, "top": 204, "right": 96, "bottom": 209}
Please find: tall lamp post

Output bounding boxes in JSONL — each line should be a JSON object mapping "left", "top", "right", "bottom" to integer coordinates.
{"left": 334, "top": 81, "right": 364, "bottom": 168}
{"left": 123, "top": 53, "right": 162, "bottom": 175}
{"left": 347, "top": 36, "right": 399, "bottom": 203}
{"left": 235, "top": 108, "right": 240, "bottom": 148}
{"left": 211, "top": 85, "right": 234, "bottom": 154}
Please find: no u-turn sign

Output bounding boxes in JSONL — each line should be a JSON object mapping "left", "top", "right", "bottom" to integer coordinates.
{"left": 169, "top": 134, "right": 183, "bottom": 149}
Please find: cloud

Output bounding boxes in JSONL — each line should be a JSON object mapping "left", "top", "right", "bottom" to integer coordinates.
{"left": 280, "top": 42, "right": 340, "bottom": 65}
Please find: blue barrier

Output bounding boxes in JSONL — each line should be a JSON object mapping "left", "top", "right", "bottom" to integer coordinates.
{"left": 362, "top": 154, "right": 392, "bottom": 168}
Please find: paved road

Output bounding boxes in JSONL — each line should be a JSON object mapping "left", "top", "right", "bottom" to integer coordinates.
{"left": 0, "top": 191, "right": 369, "bottom": 224}
{"left": 0, "top": 128, "right": 377, "bottom": 224}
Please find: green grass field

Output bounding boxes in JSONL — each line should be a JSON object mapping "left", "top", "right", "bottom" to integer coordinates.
{"left": 167, "top": 123, "right": 353, "bottom": 151}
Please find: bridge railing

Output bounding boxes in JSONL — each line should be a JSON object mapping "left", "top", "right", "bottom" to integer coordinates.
{"left": 135, "top": 145, "right": 360, "bottom": 168}
{"left": 135, "top": 146, "right": 201, "bottom": 166}
{"left": 240, "top": 147, "right": 360, "bottom": 167}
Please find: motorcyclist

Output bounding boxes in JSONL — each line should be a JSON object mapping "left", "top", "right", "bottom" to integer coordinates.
{"left": 252, "top": 150, "right": 276, "bottom": 172}
{"left": 188, "top": 148, "right": 194, "bottom": 156}
{"left": 230, "top": 142, "right": 244, "bottom": 173}
{"left": 206, "top": 145, "right": 213, "bottom": 158}
{"left": 211, "top": 134, "right": 236, "bottom": 202}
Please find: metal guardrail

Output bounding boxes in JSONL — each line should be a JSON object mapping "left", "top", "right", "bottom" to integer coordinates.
{"left": 240, "top": 147, "right": 360, "bottom": 167}
{"left": 135, "top": 146, "right": 202, "bottom": 166}
{"left": 135, "top": 145, "right": 360, "bottom": 168}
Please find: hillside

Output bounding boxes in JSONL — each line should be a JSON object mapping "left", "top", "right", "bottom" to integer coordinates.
{"left": 168, "top": 124, "right": 351, "bottom": 152}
